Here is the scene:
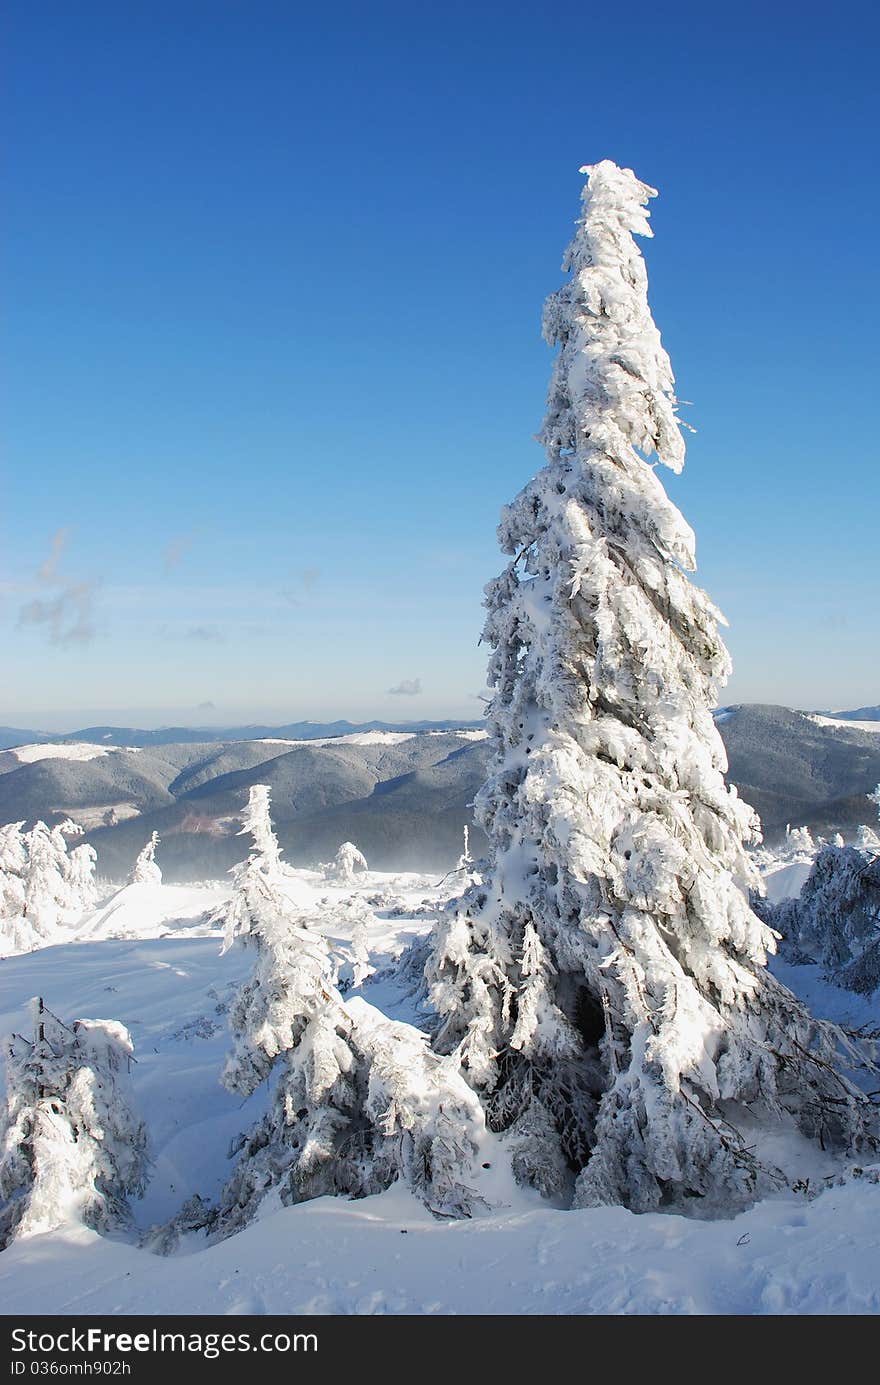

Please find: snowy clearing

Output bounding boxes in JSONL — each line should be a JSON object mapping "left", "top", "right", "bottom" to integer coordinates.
{"left": 4, "top": 743, "right": 139, "bottom": 764}
{"left": 255, "top": 729, "right": 488, "bottom": 748}
{"left": 809, "top": 715, "right": 880, "bottom": 735}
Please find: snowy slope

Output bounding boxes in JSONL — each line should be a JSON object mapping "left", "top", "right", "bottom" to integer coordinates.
{"left": 4, "top": 742, "right": 139, "bottom": 764}
{"left": 2, "top": 1176, "right": 879, "bottom": 1316}
{"left": 0, "top": 867, "right": 878, "bottom": 1316}
{"left": 809, "top": 715, "right": 880, "bottom": 735}
{"left": 256, "top": 730, "right": 488, "bottom": 748}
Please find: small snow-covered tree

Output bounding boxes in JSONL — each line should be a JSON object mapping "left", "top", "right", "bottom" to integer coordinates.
{"left": 768, "top": 832, "right": 880, "bottom": 994}
{"left": 220, "top": 785, "right": 286, "bottom": 950}
{"left": 221, "top": 882, "right": 340, "bottom": 1097}
{"left": 186, "top": 789, "right": 483, "bottom": 1242}
{"left": 130, "top": 831, "right": 161, "bottom": 886}
{"left": 855, "top": 786, "right": 880, "bottom": 856}
{"left": 212, "top": 785, "right": 363, "bottom": 1229}
{"left": 65, "top": 842, "right": 98, "bottom": 915}
{"left": 0, "top": 821, "right": 97, "bottom": 954}
{"left": 0, "top": 822, "right": 26, "bottom": 890}
{"left": 240, "top": 784, "right": 281, "bottom": 868}
{"left": 0, "top": 999, "right": 149, "bottom": 1246}
{"left": 322, "top": 841, "right": 369, "bottom": 883}
{"left": 0, "top": 823, "right": 27, "bottom": 930}
{"left": 349, "top": 911, "right": 374, "bottom": 989}
{"left": 20, "top": 822, "right": 70, "bottom": 938}
{"left": 425, "top": 160, "right": 876, "bottom": 1214}
{"left": 785, "top": 825, "right": 818, "bottom": 863}
{"left": 457, "top": 825, "right": 473, "bottom": 871}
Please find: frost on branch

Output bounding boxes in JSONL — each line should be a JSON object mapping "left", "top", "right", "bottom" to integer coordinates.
{"left": 0, "top": 999, "right": 149, "bottom": 1247}
{"left": 425, "top": 160, "right": 877, "bottom": 1215}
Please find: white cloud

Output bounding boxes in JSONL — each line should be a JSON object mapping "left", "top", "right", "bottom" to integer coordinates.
{"left": 387, "top": 677, "right": 422, "bottom": 696}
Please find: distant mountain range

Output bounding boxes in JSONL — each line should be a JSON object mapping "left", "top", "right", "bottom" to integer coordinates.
{"left": 0, "top": 705, "right": 878, "bottom": 881}
{"left": 0, "top": 719, "right": 484, "bottom": 751}
{"left": 2, "top": 704, "right": 877, "bottom": 753}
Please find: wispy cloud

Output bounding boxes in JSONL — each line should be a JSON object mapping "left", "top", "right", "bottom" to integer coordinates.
{"left": 37, "top": 528, "right": 71, "bottom": 583}
{"left": 280, "top": 567, "right": 322, "bottom": 607}
{"left": 185, "top": 625, "right": 225, "bottom": 643}
{"left": 387, "top": 677, "right": 422, "bottom": 696}
{"left": 163, "top": 534, "right": 194, "bottom": 573}
{"left": 19, "top": 581, "right": 97, "bottom": 645}
{"left": 19, "top": 531, "right": 98, "bottom": 645}
{"left": 196, "top": 700, "right": 216, "bottom": 711}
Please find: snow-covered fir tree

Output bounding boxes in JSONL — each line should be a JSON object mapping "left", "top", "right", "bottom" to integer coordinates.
{"left": 0, "top": 824, "right": 28, "bottom": 951}
{"left": 784, "top": 843, "right": 880, "bottom": 993}
{"left": 856, "top": 823, "right": 880, "bottom": 855}
{"left": 770, "top": 789, "right": 880, "bottom": 994}
{"left": 322, "top": 841, "right": 369, "bottom": 883}
{"left": 0, "top": 998, "right": 149, "bottom": 1246}
{"left": 185, "top": 788, "right": 481, "bottom": 1242}
{"left": 65, "top": 841, "right": 98, "bottom": 915}
{"left": 0, "top": 820, "right": 97, "bottom": 955}
{"left": 425, "top": 160, "right": 876, "bottom": 1214}
{"left": 20, "top": 822, "right": 71, "bottom": 938}
{"left": 785, "top": 825, "right": 818, "bottom": 862}
{"left": 219, "top": 785, "right": 285, "bottom": 950}
{"left": 130, "top": 831, "right": 162, "bottom": 886}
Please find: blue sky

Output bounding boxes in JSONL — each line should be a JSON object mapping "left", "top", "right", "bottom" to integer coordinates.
{"left": 3, "top": 0, "right": 878, "bottom": 730}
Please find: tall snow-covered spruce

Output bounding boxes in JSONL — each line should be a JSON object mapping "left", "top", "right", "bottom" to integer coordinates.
{"left": 426, "top": 161, "right": 876, "bottom": 1213}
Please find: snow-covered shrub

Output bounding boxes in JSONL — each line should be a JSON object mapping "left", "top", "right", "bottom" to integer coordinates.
{"left": 130, "top": 831, "right": 161, "bottom": 886}
{"left": 321, "top": 842, "right": 369, "bottom": 883}
{"left": 425, "top": 160, "right": 876, "bottom": 1216}
{"left": 0, "top": 999, "right": 149, "bottom": 1247}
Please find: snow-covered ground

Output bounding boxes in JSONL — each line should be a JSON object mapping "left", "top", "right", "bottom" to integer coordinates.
{"left": 255, "top": 729, "right": 489, "bottom": 748}
{"left": 1, "top": 864, "right": 879, "bottom": 1316}
{"left": 2, "top": 742, "right": 139, "bottom": 764}
{"left": 809, "top": 715, "right": 880, "bottom": 735}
